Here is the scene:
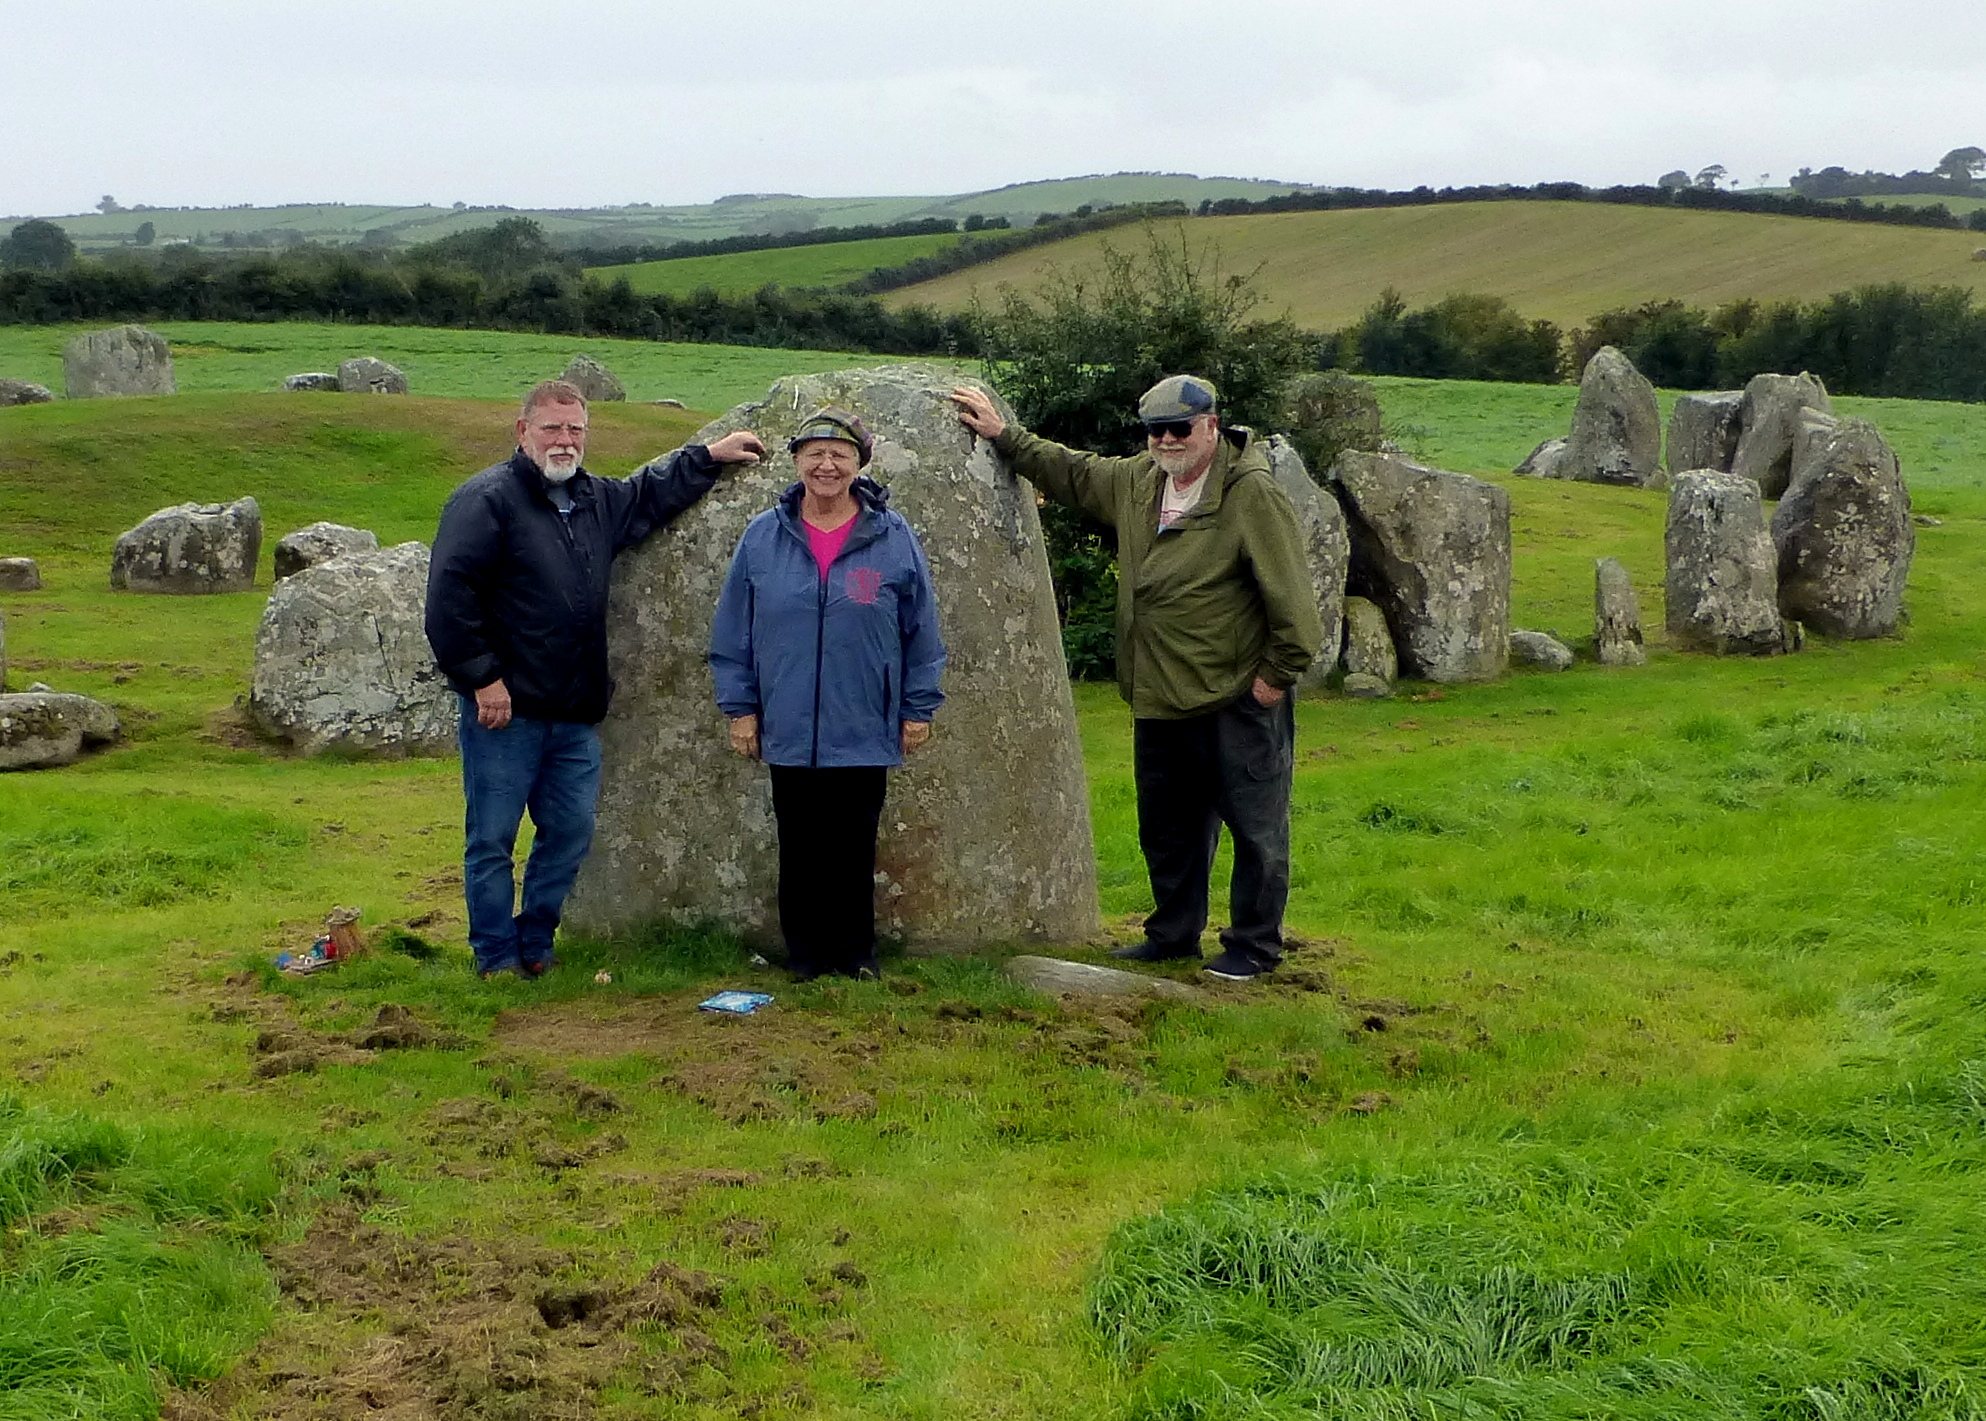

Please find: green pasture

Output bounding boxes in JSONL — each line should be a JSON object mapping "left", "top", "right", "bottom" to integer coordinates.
{"left": 587, "top": 233, "right": 964, "bottom": 297}
{"left": 3, "top": 370, "right": 1986, "bottom": 1418}
{"left": 0, "top": 321, "right": 906, "bottom": 411}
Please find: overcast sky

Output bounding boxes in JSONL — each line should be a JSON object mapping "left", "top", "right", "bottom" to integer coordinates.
{"left": 4, "top": 0, "right": 1982, "bottom": 216}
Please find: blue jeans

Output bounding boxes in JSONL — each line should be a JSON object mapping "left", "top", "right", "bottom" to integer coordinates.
{"left": 457, "top": 700, "right": 602, "bottom": 974}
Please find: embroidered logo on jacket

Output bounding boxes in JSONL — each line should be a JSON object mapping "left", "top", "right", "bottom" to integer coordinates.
{"left": 846, "top": 566, "right": 883, "bottom": 605}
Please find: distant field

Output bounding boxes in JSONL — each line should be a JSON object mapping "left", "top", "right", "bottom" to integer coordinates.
{"left": 885, "top": 202, "right": 1986, "bottom": 327}
{"left": 0, "top": 322, "right": 916, "bottom": 410}
{"left": 588, "top": 232, "right": 963, "bottom": 297}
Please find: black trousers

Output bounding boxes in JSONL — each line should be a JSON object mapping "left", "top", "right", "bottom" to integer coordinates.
{"left": 768, "top": 764, "right": 888, "bottom": 974}
{"left": 1133, "top": 692, "right": 1296, "bottom": 964}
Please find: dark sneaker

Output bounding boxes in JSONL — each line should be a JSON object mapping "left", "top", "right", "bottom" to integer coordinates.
{"left": 1203, "top": 949, "right": 1275, "bottom": 982}
{"left": 520, "top": 954, "right": 562, "bottom": 979}
{"left": 1110, "top": 940, "right": 1201, "bottom": 964}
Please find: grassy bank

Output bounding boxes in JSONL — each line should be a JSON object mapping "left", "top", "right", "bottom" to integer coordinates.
{"left": 589, "top": 234, "right": 964, "bottom": 299}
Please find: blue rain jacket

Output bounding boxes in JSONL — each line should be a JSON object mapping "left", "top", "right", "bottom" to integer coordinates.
{"left": 709, "top": 478, "right": 946, "bottom": 767}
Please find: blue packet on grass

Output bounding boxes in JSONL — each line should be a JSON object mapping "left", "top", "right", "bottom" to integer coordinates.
{"left": 698, "top": 990, "right": 774, "bottom": 1015}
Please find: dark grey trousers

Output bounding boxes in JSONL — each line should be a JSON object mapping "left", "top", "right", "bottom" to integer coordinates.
{"left": 1132, "top": 691, "right": 1296, "bottom": 964}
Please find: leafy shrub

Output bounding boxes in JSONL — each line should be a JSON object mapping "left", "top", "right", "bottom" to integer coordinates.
{"left": 1334, "top": 289, "right": 1563, "bottom": 383}
{"left": 1274, "top": 371, "right": 1384, "bottom": 481}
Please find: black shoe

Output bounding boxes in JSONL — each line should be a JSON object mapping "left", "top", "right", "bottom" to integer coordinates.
{"left": 1203, "top": 949, "right": 1275, "bottom": 981}
{"left": 1110, "top": 941, "right": 1201, "bottom": 964}
{"left": 787, "top": 961, "right": 825, "bottom": 983}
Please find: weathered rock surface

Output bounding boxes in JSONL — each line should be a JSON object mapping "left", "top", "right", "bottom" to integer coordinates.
{"left": 1563, "top": 346, "right": 1661, "bottom": 486}
{"left": 1006, "top": 955, "right": 1204, "bottom": 1001}
{"left": 1664, "top": 472, "right": 1788, "bottom": 655}
{"left": 1341, "top": 672, "right": 1392, "bottom": 699}
{"left": 561, "top": 354, "right": 627, "bottom": 403}
{"left": 1594, "top": 557, "right": 1646, "bottom": 666}
{"left": 337, "top": 357, "right": 408, "bottom": 395}
{"left": 0, "top": 607, "right": 6, "bottom": 688}
{"left": 1263, "top": 435, "right": 1349, "bottom": 687}
{"left": 111, "top": 498, "right": 262, "bottom": 593}
{"left": 0, "top": 379, "right": 53, "bottom": 406}
{"left": 1786, "top": 408, "right": 1841, "bottom": 493}
{"left": 0, "top": 557, "right": 40, "bottom": 592}
{"left": 248, "top": 542, "right": 455, "bottom": 757}
{"left": 1510, "top": 629, "right": 1574, "bottom": 670}
{"left": 1513, "top": 437, "right": 1570, "bottom": 479}
{"left": 63, "top": 325, "right": 175, "bottom": 398}
{"left": 0, "top": 692, "right": 120, "bottom": 770}
{"left": 567, "top": 363, "right": 1099, "bottom": 952}
{"left": 1771, "top": 417, "right": 1914, "bottom": 638}
{"left": 1340, "top": 596, "right": 1398, "bottom": 686}
{"left": 274, "top": 522, "right": 380, "bottom": 580}
{"left": 1667, "top": 391, "right": 1745, "bottom": 474}
{"left": 1731, "top": 372, "right": 1832, "bottom": 498}
{"left": 283, "top": 372, "right": 341, "bottom": 392}
{"left": 1331, "top": 451, "right": 1510, "bottom": 682}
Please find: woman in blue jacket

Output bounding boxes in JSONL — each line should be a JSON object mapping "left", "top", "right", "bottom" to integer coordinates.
{"left": 709, "top": 408, "right": 946, "bottom": 981}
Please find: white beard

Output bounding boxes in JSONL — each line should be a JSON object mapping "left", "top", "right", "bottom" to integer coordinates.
{"left": 540, "top": 452, "right": 579, "bottom": 484}
{"left": 1153, "top": 447, "right": 1202, "bottom": 480}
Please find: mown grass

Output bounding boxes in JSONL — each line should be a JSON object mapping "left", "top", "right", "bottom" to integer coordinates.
{"left": 884, "top": 204, "right": 1986, "bottom": 328}
{"left": 589, "top": 233, "right": 964, "bottom": 298}
{"left": 2, "top": 373, "right": 1985, "bottom": 1417}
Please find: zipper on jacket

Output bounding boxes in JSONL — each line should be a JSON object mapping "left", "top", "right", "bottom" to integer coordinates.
{"left": 809, "top": 571, "right": 826, "bottom": 767}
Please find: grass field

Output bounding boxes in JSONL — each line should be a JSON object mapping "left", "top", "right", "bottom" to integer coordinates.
{"left": 885, "top": 203, "right": 1986, "bottom": 328}
{"left": 587, "top": 233, "right": 964, "bottom": 297}
{"left": 4, "top": 370, "right": 1986, "bottom": 1418}
{"left": 0, "top": 322, "right": 908, "bottom": 411}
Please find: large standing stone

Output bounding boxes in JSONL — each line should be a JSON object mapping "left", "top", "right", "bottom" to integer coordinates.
{"left": 1664, "top": 472, "right": 1788, "bottom": 655}
{"left": 111, "top": 498, "right": 262, "bottom": 593}
{"left": 0, "top": 692, "right": 119, "bottom": 771}
{"left": 1330, "top": 452, "right": 1510, "bottom": 682}
{"left": 248, "top": 542, "right": 455, "bottom": 757}
{"left": 1667, "top": 391, "right": 1745, "bottom": 475}
{"left": 0, "top": 379, "right": 54, "bottom": 406}
{"left": 273, "top": 522, "right": 380, "bottom": 580}
{"left": 63, "top": 325, "right": 176, "bottom": 398}
{"left": 1513, "top": 437, "right": 1570, "bottom": 479}
{"left": 1771, "top": 418, "right": 1914, "bottom": 639}
{"left": 1563, "top": 346, "right": 1662, "bottom": 486}
{"left": 337, "top": 357, "right": 409, "bottom": 395}
{"left": 561, "top": 355, "right": 627, "bottom": 403}
{"left": 1340, "top": 596, "right": 1397, "bottom": 686}
{"left": 283, "top": 372, "right": 340, "bottom": 392}
{"left": 1594, "top": 557, "right": 1646, "bottom": 666}
{"left": 1262, "top": 435, "right": 1348, "bottom": 688}
{"left": 1731, "top": 372, "right": 1832, "bottom": 498}
{"left": 566, "top": 363, "right": 1098, "bottom": 952}
{"left": 0, "top": 558, "right": 40, "bottom": 592}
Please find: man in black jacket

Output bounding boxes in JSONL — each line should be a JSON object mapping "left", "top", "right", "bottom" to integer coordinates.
{"left": 427, "top": 379, "right": 765, "bottom": 978}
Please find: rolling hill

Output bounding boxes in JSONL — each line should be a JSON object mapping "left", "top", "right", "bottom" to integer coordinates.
{"left": 588, "top": 232, "right": 964, "bottom": 298}
{"left": 882, "top": 201, "right": 1986, "bottom": 327}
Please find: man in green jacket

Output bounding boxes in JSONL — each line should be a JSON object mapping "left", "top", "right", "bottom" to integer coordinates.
{"left": 951, "top": 376, "right": 1323, "bottom": 980}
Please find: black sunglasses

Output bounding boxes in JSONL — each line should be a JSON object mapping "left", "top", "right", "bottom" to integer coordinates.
{"left": 1145, "top": 418, "right": 1201, "bottom": 440}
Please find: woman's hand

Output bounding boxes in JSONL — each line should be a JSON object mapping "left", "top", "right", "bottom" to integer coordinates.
{"left": 901, "top": 721, "right": 932, "bottom": 755}
{"left": 728, "top": 714, "right": 760, "bottom": 759}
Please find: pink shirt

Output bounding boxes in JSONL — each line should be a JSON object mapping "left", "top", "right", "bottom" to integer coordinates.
{"left": 804, "top": 516, "right": 855, "bottom": 580}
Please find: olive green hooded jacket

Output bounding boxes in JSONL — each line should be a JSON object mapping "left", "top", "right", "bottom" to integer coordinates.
{"left": 996, "top": 423, "right": 1323, "bottom": 719}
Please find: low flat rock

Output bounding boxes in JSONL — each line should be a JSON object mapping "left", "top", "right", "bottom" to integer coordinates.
{"left": 0, "top": 557, "right": 40, "bottom": 592}
{"left": 1263, "top": 435, "right": 1349, "bottom": 688}
{"left": 283, "top": 372, "right": 340, "bottom": 392}
{"left": 1006, "top": 955, "right": 1204, "bottom": 1001}
{"left": 1771, "top": 417, "right": 1914, "bottom": 639}
{"left": 337, "top": 357, "right": 408, "bottom": 395}
{"left": 1594, "top": 557, "right": 1646, "bottom": 666}
{"left": 1513, "top": 437, "right": 1570, "bottom": 479}
{"left": 1510, "top": 629, "right": 1574, "bottom": 670}
{"left": 1665, "top": 471, "right": 1788, "bottom": 655}
{"left": 1563, "top": 346, "right": 1661, "bottom": 486}
{"left": 0, "top": 379, "right": 54, "bottom": 406}
{"left": 274, "top": 521, "right": 379, "bottom": 580}
{"left": 1731, "top": 372, "right": 1832, "bottom": 498}
{"left": 111, "top": 497, "right": 262, "bottom": 594}
{"left": 1341, "top": 672, "right": 1392, "bottom": 699}
{"left": 0, "top": 692, "right": 120, "bottom": 771}
{"left": 561, "top": 354, "right": 627, "bottom": 403}
{"left": 63, "top": 325, "right": 175, "bottom": 398}
{"left": 1667, "top": 391, "right": 1745, "bottom": 475}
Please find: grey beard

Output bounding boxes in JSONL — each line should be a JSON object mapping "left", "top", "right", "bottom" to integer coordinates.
{"left": 540, "top": 456, "right": 579, "bottom": 484}
{"left": 1153, "top": 447, "right": 1202, "bottom": 479}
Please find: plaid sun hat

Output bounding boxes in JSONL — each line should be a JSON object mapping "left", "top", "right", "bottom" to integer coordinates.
{"left": 787, "top": 406, "right": 874, "bottom": 466}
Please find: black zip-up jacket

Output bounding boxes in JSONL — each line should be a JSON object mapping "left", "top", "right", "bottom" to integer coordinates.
{"left": 426, "top": 445, "right": 719, "bottom": 724}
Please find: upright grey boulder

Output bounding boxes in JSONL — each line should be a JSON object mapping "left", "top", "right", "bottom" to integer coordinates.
{"left": 0, "top": 558, "right": 40, "bottom": 592}
{"left": 63, "top": 325, "right": 175, "bottom": 398}
{"left": 0, "top": 379, "right": 54, "bottom": 406}
{"left": 337, "top": 357, "right": 408, "bottom": 395}
{"left": 274, "top": 522, "right": 380, "bottom": 580}
{"left": 1594, "top": 558, "right": 1646, "bottom": 666}
{"left": 1786, "top": 408, "right": 1841, "bottom": 493}
{"left": 0, "top": 606, "right": 6, "bottom": 689}
{"left": 1771, "top": 418, "right": 1913, "bottom": 639}
{"left": 566, "top": 363, "right": 1098, "bottom": 952}
{"left": 1731, "top": 372, "right": 1832, "bottom": 498}
{"left": 1513, "top": 437, "right": 1570, "bottom": 479}
{"left": 248, "top": 542, "right": 455, "bottom": 757}
{"left": 1664, "top": 472, "right": 1787, "bottom": 655}
{"left": 1331, "top": 451, "right": 1510, "bottom": 682}
{"left": 283, "top": 372, "right": 340, "bottom": 392}
{"left": 1340, "top": 596, "right": 1397, "bottom": 686}
{"left": 561, "top": 354, "right": 627, "bottom": 403}
{"left": 111, "top": 498, "right": 262, "bottom": 593}
{"left": 1563, "top": 346, "right": 1661, "bottom": 486}
{"left": 1263, "top": 435, "right": 1348, "bottom": 687}
{"left": 0, "top": 692, "right": 119, "bottom": 770}
{"left": 1667, "top": 391, "right": 1745, "bottom": 474}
